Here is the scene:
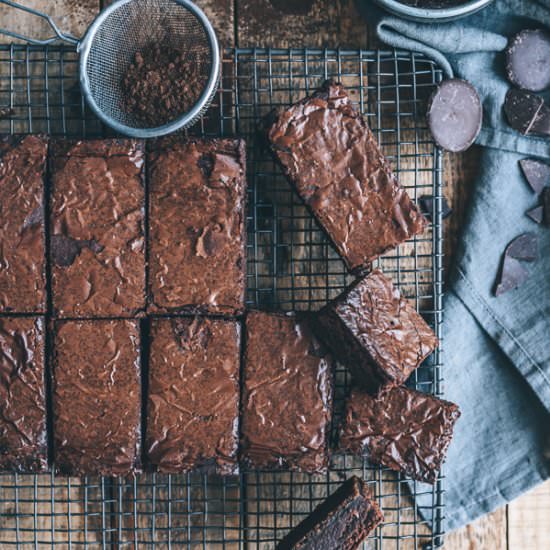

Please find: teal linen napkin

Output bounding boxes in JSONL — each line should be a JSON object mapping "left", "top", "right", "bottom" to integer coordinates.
{"left": 363, "top": 0, "right": 550, "bottom": 533}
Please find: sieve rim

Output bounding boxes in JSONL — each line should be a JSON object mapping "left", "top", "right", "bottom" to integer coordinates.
{"left": 78, "top": 0, "right": 220, "bottom": 138}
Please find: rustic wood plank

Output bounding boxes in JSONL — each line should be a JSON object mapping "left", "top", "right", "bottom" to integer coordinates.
{"left": 0, "top": 0, "right": 98, "bottom": 44}
{"left": 237, "top": 0, "right": 368, "bottom": 48}
{"left": 101, "top": 0, "right": 235, "bottom": 47}
{"left": 508, "top": 480, "right": 550, "bottom": 550}
{"left": 444, "top": 508, "right": 508, "bottom": 550}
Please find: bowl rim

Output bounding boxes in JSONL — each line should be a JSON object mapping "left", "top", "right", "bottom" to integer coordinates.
{"left": 373, "top": 0, "right": 494, "bottom": 21}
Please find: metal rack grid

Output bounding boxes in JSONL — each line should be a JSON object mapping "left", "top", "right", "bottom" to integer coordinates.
{"left": 0, "top": 45, "right": 445, "bottom": 548}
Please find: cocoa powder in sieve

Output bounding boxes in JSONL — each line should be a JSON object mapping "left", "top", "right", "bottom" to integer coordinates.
{"left": 121, "top": 44, "right": 206, "bottom": 127}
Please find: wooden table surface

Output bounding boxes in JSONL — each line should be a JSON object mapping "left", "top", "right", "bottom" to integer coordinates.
{"left": 0, "top": 1, "right": 548, "bottom": 548}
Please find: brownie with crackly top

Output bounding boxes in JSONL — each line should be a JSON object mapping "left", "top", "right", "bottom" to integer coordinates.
{"left": 49, "top": 139, "right": 146, "bottom": 318}
{"left": 267, "top": 80, "right": 426, "bottom": 274}
{"left": 0, "top": 316, "right": 47, "bottom": 472}
{"left": 313, "top": 269, "right": 438, "bottom": 393}
{"left": 146, "top": 316, "right": 241, "bottom": 474}
{"left": 148, "top": 138, "right": 247, "bottom": 315}
{"left": 240, "top": 311, "right": 333, "bottom": 473}
{"left": 340, "top": 386, "right": 460, "bottom": 483}
{"left": 0, "top": 135, "right": 48, "bottom": 313}
{"left": 52, "top": 319, "right": 141, "bottom": 476}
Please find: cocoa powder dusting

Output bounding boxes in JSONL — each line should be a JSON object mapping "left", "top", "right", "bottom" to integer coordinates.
{"left": 121, "top": 44, "right": 206, "bottom": 127}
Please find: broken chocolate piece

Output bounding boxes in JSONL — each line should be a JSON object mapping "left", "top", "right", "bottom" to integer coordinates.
{"left": 504, "top": 89, "right": 550, "bottom": 136}
{"left": 543, "top": 187, "right": 550, "bottom": 226}
{"left": 419, "top": 195, "right": 452, "bottom": 222}
{"left": 526, "top": 205, "right": 544, "bottom": 224}
{"left": 494, "top": 255, "right": 529, "bottom": 296}
{"left": 506, "top": 29, "right": 550, "bottom": 92}
{"left": 427, "top": 79, "right": 482, "bottom": 152}
{"left": 519, "top": 158, "right": 550, "bottom": 194}
{"left": 505, "top": 233, "right": 538, "bottom": 262}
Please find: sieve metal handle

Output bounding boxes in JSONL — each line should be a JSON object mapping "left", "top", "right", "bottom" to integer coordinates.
{"left": 0, "top": 0, "right": 79, "bottom": 45}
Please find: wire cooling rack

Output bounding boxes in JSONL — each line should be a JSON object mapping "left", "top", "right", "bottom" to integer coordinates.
{"left": 0, "top": 46, "right": 444, "bottom": 548}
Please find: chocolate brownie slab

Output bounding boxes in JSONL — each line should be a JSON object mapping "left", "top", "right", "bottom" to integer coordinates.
{"left": 148, "top": 138, "right": 246, "bottom": 315}
{"left": 340, "top": 386, "right": 460, "bottom": 483}
{"left": 241, "top": 311, "right": 333, "bottom": 473}
{"left": 0, "top": 316, "right": 47, "bottom": 472}
{"left": 50, "top": 139, "right": 146, "bottom": 318}
{"left": 268, "top": 80, "right": 426, "bottom": 274}
{"left": 53, "top": 319, "right": 141, "bottom": 476}
{"left": 0, "top": 135, "right": 48, "bottom": 313}
{"left": 146, "top": 317, "right": 241, "bottom": 474}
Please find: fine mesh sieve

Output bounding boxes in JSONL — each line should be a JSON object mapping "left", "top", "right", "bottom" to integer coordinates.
{"left": 0, "top": 0, "right": 220, "bottom": 137}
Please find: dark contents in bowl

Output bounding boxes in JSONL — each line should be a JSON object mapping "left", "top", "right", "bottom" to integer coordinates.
{"left": 121, "top": 44, "right": 207, "bottom": 127}
{"left": 396, "top": 0, "right": 469, "bottom": 7}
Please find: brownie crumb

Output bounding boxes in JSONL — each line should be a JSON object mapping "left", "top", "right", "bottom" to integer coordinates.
{"left": 121, "top": 44, "right": 206, "bottom": 127}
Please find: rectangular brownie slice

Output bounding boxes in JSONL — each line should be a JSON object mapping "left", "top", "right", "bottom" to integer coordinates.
{"left": 148, "top": 138, "right": 247, "bottom": 315}
{"left": 0, "top": 135, "right": 48, "bottom": 313}
{"left": 49, "top": 139, "right": 146, "bottom": 318}
{"left": 0, "top": 316, "right": 47, "bottom": 472}
{"left": 146, "top": 316, "right": 241, "bottom": 474}
{"left": 53, "top": 319, "right": 141, "bottom": 476}
{"left": 241, "top": 311, "right": 333, "bottom": 473}
{"left": 276, "top": 476, "right": 383, "bottom": 550}
{"left": 267, "top": 80, "right": 426, "bottom": 274}
{"left": 340, "top": 386, "right": 461, "bottom": 484}
{"left": 314, "top": 269, "right": 438, "bottom": 393}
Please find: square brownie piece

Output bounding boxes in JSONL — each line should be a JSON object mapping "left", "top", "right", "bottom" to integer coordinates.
{"left": 276, "top": 476, "right": 383, "bottom": 550}
{"left": 241, "top": 311, "right": 333, "bottom": 473}
{"left": 0, "top": 135, "right": 48, "bottom": 313}
{"left": 50, "top": 139, "right": 146, "bottom": 318}
{"left": 339, "top": 386, "right": 460, "bottom": 483}
{"left": 148, "top": 138, "right": 246, "bottom": 315}
{"left": 314, "top": 269, "right": 438, "bottom": 392}
{"left": 53, "top": 319, "right": 141, "bottom": 476}
{"left": 0, "top": 316, "right": 47, "bottom": 472}
{"left": 146, "top": 317, "right": 241, "bottom": 474}
{"left": 267, "top": 80, "right": 426, "bottom": 274}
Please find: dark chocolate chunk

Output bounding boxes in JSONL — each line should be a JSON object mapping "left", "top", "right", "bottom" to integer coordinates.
{"left": 504, "top": 88, "right": 550, "bottom": 136}
{"left": 519, "top": 158, "right": 550, "bottom": 194}
{"left": 506, "top": 29, "right": 550, "bottom": 92}
{"left": 276, "top": 476, "right": 383, "bottom": 550}
{"left": 51, "top": 235, "right": 104, "bottom": 267}
{"left": 505, "top": 232, "right": 538, "bottom": 262}
{"left": 426, "top": 79, "right": 482, "bottom": 152}
{"left": 543, "top": 187, "right": 550, "bottom": 226}
{"left": 494, "top": 255, "right": 529, "bottom": 296}
{"left": 526, "top": 205, "right": 544, "bottom": 224}
{"left": 419, "top": 195, "right": 452, "bottom": 222}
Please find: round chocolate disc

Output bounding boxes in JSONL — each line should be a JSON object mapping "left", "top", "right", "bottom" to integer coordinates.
{"left": 506, "top": 29, "right": 550, "bottom": 92}
{"left": 426, "top": 79, "right": 482, "bottom": 153}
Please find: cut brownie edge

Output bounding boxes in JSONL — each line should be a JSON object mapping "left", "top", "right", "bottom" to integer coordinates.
{"left": 276, "top": 476, "right": 383, "bottom": 550}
